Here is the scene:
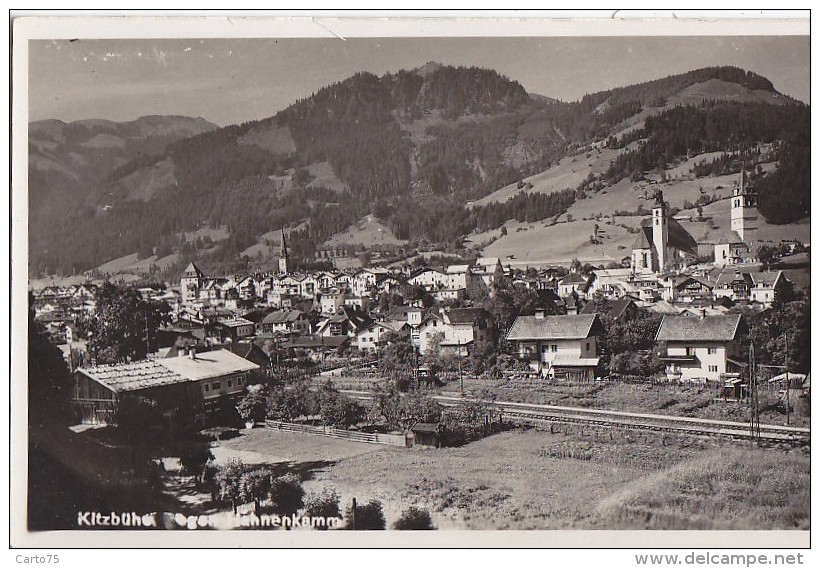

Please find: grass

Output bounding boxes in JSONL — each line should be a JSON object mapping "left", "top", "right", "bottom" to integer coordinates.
{"left": 204, "top": 426, "right": 810, "bottom": 530}
{"left": 596, "top": 447, "right": 810, "bottom": 529}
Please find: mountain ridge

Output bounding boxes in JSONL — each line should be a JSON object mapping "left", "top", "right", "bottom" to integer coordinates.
{"left": 27, "top": 64, "right": 808, "bottom": 278}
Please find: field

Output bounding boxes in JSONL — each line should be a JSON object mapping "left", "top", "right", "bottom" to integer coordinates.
{"left": 472, "top": 134, "right": 808, "bottom": 266}
{"left": 323, "top": 214, "right": 408, "bottom": 248}
{"left": 205, "top": 426, "right": 810, "bottom": 530}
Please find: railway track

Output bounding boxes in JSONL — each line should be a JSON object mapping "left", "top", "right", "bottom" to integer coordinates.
{"left": 339, "top": 390, "right": 810, "bottom": 444}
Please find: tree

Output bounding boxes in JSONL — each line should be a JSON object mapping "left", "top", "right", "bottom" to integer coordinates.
{"left": 393, "top": 506, "right": 436, "bottom": 530}
{"left": 269, "top": 473, "right": 305, "bottom": 518}
{"left": 84, "top": 282, "right": 171, "bottom": 364}
{"left": 216, "top": 458, "right": 246, "bottom": 513}
{"left": 236, "top": 384, "right": 268, "bottom": 425}
{"left": 345, "top": 498, "right": 386, "bottom": 530}
{"left": 267, "top": 384, "right": 312, "bottom": 422}
{"left": 178, "top": 439, "right": 214, "bottom": 487}
{"left": 112, "top": 395, "right": 164, "bottom": 446}
{"left": 28, "top": 293, "right": 72, "bottom": 429}
{"left": 303, "top": 487, "right": 342, "bottom": 530}
{"left": 239, "top": 468, "right": 273, "bottom": 514}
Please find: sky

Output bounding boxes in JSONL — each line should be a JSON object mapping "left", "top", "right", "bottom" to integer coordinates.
{"left": 28, "top": 36, "right": 809, "bottom": 126}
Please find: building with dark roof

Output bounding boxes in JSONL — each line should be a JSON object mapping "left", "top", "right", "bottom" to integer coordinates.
{"left": 656, "top": 313, "right": 744, "bottom": 383}
{"left": 506, "top": 313, "right": 604, "bottom": 380}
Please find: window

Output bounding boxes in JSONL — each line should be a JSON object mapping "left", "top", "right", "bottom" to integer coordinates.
{"left": 585, "top": 342, "right": 590, "bottom": 351}
{"left": 228, "top": 380, "right": 233, "bottom": 387}
{"left": 707, "top": 347, "right": 718, "bottom": 355}
{"left": 551, "top": 345, "right": 558, "bottom": 353}
{"left": 708, "top": 365, "right": 718, "bottom": 373}
{"left": 213, "top": 382, "right": 221, "bottom": 390}
{"left": 204, "top": 384, "right": 209, "bottom": 392}
{"left": 655, "top": 219, "right": 659, "bottom": 226}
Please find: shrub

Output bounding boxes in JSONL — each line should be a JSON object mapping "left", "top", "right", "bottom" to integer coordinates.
{"left": 269, "top": 473, "right": 305, "bottom": 517}
{"left": 393, "top": 506, "right": 436, "bottom": 530}
{"left": 303, "top": 487, "right": 342, "bottom": 530}
{"left": 345, "top": 498, "right": 386, "bottom": 530}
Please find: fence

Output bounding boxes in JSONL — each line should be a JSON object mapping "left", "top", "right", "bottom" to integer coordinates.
{"left": 265, "top": 420, "right": 409, "bottom": 447}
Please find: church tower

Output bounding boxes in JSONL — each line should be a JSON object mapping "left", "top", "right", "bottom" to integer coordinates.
{"left": 651, "top": 191, "right": 669, "bottom": 272}
{"left": 730, "top": 169, "right": 758, "bottom": 245}
{"left": 278, "top": 228, "right": 289, "bottom": 275}
{"left": 180, "top": 262, "right": 204, "bottom": 305}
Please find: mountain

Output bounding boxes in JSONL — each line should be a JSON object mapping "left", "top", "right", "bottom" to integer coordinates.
{"left": 29, "top": 115, "right": 218, "bottom": 271}
{"left": 27, "top": 65, "right": 808, "bottom": 278}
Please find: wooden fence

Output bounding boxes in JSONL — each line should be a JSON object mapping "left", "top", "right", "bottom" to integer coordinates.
{"left": 265, "top": 420, "right": 410, "bottom": 447}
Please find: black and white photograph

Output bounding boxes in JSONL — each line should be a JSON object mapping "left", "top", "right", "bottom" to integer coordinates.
{"left": 10, "top": 11, "right": 811, "bottom": 551}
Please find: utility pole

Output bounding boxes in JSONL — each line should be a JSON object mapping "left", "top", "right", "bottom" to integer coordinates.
{"left": 749, "top": 342, "right": 759, "bottom": 443}
{"left": 785, "top": 334, "right": 790, "bottom": 426}
{"left": 458, "top": 338, "right": 464, "bottom": 395}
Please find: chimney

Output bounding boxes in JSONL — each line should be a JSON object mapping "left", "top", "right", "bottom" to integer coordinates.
{"left": 535, "top": 309, "right": 545, "bottom": 319}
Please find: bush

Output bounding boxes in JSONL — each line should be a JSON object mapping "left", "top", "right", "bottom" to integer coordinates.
{"left": 393, "top": 506, "right": 436, "bottom": 530}
{"left": 345, "top": 498, "right": 386, "bottom": 530}
{"left": 269, "top": 473, "right": 305, "bottom": 517}
{"left": 303, "top": 487, "right": 342, "bottom": 530}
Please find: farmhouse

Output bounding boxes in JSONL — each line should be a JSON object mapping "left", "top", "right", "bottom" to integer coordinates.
{"left": 506, "top": 312, "right": 604, "bottom": 381}
{"left": 71, "top": 348, "right": 259, "bottom": 426}
{"left": 656, "top": 313, "right": 744, "bottom": 383}
{"left": 712, "top": 269, "right": 791, "bottom": 307}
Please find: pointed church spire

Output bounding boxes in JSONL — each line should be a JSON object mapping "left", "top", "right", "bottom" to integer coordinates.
{"left": 280, "top": 227, "right": 288, "bottom": 258}
{"left": 278, "top": 228, "right": 289, "bottom": 274}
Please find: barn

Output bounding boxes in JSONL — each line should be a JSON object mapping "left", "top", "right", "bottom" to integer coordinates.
{"left": 71, "top": 348, "right": 259, "bottom": 427}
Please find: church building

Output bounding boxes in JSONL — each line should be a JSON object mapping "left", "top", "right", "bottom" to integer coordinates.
{"left": 631, "top": 190, "right": 698, "bottom": 275}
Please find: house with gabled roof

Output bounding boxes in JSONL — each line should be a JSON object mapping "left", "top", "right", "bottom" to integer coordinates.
{"left": 656, "top": 313, "right": 744, "bottom": 383}
{"left": 71, "top": 349, "right": 259, "bottom": 426}
{"left": 259, "top": 309, "right": 309, "bottom": 335}
{"left": 557, "top": 272, "right": 588, "bottom": 298}
{"left": 712, "top": 269, "right": 791, "bottom": 308}
{"left": 506, "top": 312, "right": 604, "bottom": 380}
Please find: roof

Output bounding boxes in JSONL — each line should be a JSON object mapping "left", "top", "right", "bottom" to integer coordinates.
{"left": 444, "top": 308, "right": 486, "bottom": 325}
{"left": 674, "top": 275, "right": 714, "bottom": 290}
{"left": 220, "top": 317, "right": 255, "bottom": 328}
{"left": 580, "top": 297, "right": 636, "bottom": 319}
{"left": 559, "top": 272, "right": 586, "bottom": 285}
{"left": 715, "top": 230, "right": 745, "bottom": 246}
{"left": 637, "top": 217, "right": 698, "bottom": 255}
{"left": 78, "top": 359, "right": 188, "bottom": 393}
{"left": 549, "top": 355, "right": 600, "bottom": 367}
{"left": 475, "top": 257, "right": 500, "bottom": 267}
{"left": 507, "top": 314, "right": 602, "bottom": 341}
{"left": 411, "top": 422, "right": 442, "bottom": 433}
{"left": 655, "top": 314, "right": 742, "bottom": 343}
{"left": 262, "top": 309, "right": 303, "bottom": 324}
{"left": 158, "top": 349, "right": 259, "bottom": 381}
{"left": 446, "top": 264, "right": 470, "bottom": 274}
{"left": 633, "top": 227, "right": 652, "bottom": 249}
{"left": 183, "top": 262, "right": 204, "bottom": 278}
{"left": 283, "top": 335, "right": 349, "bottom": 349}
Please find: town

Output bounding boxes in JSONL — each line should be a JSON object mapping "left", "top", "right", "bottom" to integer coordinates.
{"left": 28, "top": 169, "right": 810, "bottom": 531}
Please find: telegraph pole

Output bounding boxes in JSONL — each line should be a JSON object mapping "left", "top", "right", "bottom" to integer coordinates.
{"left": 458, "top": 338, "right": 464, "bottom": 395}
{"left": 749, "top": 342, "right": 759, "bottom": 443}
{"left": 784, "top": 334, "right": 790, "bottom": 426}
